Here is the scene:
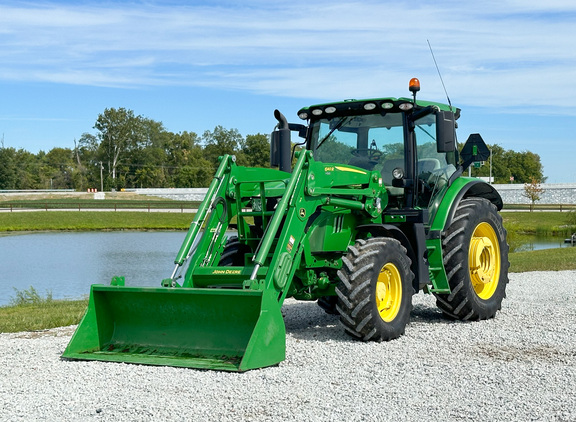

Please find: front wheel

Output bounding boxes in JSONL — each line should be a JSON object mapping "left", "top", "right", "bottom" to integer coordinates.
{"left": 336, "top": 237, "right": 414, "bottom": 341}
{"left": 435, "top": 198, "right": 509, "bottom": 320}
{"left": 219, "top": 236, "right": 250, "bottom": 266}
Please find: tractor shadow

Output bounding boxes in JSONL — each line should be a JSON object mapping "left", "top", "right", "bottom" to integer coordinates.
{"left": 282, "top": 300, "right": 453, "bottom": 343}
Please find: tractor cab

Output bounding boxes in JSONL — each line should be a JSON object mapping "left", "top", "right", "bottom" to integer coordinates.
{"left": 298, "top": 93, "right": 459, "bottom": 214}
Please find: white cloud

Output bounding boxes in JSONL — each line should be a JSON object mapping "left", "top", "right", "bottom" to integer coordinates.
{"left": 0, "top": 0, "right": 575, "bottom": 112}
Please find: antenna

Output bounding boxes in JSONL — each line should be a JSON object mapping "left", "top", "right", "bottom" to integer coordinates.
{"left": 427, "top": 39, "right": 452, "bottom": 111}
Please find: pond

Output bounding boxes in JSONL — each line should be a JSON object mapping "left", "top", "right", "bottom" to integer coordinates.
{"left": 0, "top": 231, "right": 187, "bottom": 307}
{"left": 0, "top": 231, "right": 573, "bottom": 307}
{"left": 509, "top": 235, "right": 575, "bottom": 253}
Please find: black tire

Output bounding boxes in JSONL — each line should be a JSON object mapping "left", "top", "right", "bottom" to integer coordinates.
{"left": 336, "top": 237, "right": 414, "bottom": 341}
{"left": 317, "top": 295, "right": 338, "bottom": 315}
{"left": 435, "top": 198, "right": 509, "bottom": 320}
{"left": 219, "top": 236, "right": 250, "bottom": 266}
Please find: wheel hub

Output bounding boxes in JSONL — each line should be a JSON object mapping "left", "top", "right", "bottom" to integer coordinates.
{"left": 376, "top": 264, "right": 401, "bottom": 322}
{"left": 468, "top": 221, "right": 501, "bottom": 300}
{"left": 376, "top": 278, "right": 387, "bottom": 303}
{"left": 469, "top": 236, "right": 495, "bottom": 284}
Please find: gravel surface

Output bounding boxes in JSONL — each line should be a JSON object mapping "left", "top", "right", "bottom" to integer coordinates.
{"left": 1, "top": 271, "right": 575, "bottom": 421}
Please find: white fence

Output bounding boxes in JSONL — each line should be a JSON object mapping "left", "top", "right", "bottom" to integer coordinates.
{"left": 492, "top": 184, "right": 576, "bottom": 205}
{"left": 132, "top": 184, "right": 576, "bottom": 205}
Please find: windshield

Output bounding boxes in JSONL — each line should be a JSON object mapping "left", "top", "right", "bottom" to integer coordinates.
{"left": 310, "top": 111, "right": 456, "bottom": 208}
{"left": 312, "top": 113, "right": 405, "bottom": 172}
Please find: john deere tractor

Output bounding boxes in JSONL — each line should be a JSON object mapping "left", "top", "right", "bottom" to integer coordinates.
{"left": 63, "top": 78, "right": 509, "bottom": 371}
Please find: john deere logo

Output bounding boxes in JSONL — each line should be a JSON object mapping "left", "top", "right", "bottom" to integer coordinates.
{"left": 212, "top": 269, "right": 241, "bottom": 275}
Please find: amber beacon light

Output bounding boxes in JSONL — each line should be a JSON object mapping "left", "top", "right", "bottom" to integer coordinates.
{"left": 409, "top": 77, "right": 420, "bottom": 93}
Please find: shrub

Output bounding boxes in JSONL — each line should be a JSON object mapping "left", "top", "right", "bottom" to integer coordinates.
{"left": 9, "top": 286, "right": 53, "bottom": 306}
{"left": 567, "top": 210, "right": 576, "bottom": 227}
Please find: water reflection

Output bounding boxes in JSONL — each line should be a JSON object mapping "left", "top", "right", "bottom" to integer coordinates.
{"left": 508, "top": 235, "right": 573, "bottom": 253}
{"left": 0, "top": 231, "right": 185, "bottom": 307}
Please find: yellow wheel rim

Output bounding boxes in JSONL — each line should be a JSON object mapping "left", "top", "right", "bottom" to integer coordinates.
{"left": 469, "top": 222, "right": 501, "bottom": 300}
{"left": 375, "top": 263, "right": 402, "bottom": 322}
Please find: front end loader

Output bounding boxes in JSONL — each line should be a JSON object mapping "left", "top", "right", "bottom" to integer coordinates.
{"left": 63, "top": 79, "right": 509, "bottom": 371}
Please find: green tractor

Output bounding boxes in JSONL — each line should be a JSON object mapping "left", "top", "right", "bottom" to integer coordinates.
{"left": 63, "top": 78, "right": 509, "bottom": 371}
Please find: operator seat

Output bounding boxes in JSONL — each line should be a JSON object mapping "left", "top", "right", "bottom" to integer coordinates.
{"left": 417, "top": 158, "right": 441, "bottom": 174}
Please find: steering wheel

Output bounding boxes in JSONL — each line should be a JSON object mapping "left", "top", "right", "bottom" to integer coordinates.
{"left": 351, "top": 148, "right": 382, "bottom": 161}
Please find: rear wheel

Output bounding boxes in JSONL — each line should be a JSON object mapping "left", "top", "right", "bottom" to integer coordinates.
{"left": 336, "top": 237, "right": 413, "bottom": 341}
{"left": 435, "top": 198, "right": 509, "bottom": 320}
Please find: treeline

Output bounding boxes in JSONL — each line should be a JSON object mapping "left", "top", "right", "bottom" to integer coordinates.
{"left": 468, "top": 144, "right": 544, "bottom": 184}
{"left": 0, "top": 108, "right": 272, "bottom": 191}
{"left": 0, "top": 107, "right": 544, "bottom": 191}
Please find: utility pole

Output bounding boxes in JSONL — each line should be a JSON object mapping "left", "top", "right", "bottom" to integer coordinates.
{"left": 489, "top": 146, "right": 492, "bottom": 184}
{"left": 99, "top": 161, "right": 104, "bottom": 192}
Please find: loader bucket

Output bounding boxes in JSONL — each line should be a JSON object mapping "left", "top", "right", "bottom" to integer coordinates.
{"left": 62, "top": 285, "right": 286, "bottom": 372}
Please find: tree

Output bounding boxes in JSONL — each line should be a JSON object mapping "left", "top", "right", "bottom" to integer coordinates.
{"left": 202, "top": 126, "right": 244, "bottom": 165}
{"left": 242, "top": 134, "right": 270, "bottom": 167}
{"left": 0, "top": 147, "right": 17, "bottom": 189}
{"left": 165, "top": 131, "right": 200, "bottom": 169}
{"left": 42, "top": 147, "right": 75, "bottom": 189}
{"left": 94, "top": 107, "right": 139, "bottom": 182}
{"left": 523, "top": 177, "right": 545, "bottom": 212}
{"left": 75, "top": 132, "right": 102, "bottom": 190}
{"left": 162, "top": 130, "right": 214, "bottom": 187}
{"left": 467, "top": 144, "right": 544, "bottom": 184}
{"left": 175, "top": 160, "right": 213, "bottom": 187}
{"left": 14, "top": 149, "right": 41, "bottom": 189}
{"left": 129, "top": 118, "right": 170, "bottom": 188}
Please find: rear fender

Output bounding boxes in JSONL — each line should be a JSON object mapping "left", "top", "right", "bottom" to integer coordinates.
{"left": 429, "top": 178, "right": 503, "bottom": 234}
{"left": 426, "top": 178, "right": 503, "bottom": 293}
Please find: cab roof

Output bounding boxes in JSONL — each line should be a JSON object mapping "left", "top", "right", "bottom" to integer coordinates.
{"left": 297, "top": 97, "right": 460, "bottom": 121}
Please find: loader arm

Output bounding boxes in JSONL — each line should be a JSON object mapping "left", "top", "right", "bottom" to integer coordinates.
{"left": 63, "top": 151, "right": 386, "bottom": 371}
{"left": 184, "top": 150, "right": 386, "bottom": 302}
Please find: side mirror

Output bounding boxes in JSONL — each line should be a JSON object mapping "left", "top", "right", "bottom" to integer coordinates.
{"left": 270, "top": 110, "right": 292, "bottom": 172}
{"left": 436, "top": 110, "right": 456, "bottom": 153}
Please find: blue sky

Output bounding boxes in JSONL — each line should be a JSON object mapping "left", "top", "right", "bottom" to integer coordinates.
{"left": 1, "top": 0, "right": 575, "bottom": 183}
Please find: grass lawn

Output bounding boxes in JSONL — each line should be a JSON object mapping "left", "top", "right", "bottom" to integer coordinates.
{"left": 502, "top": 211, "right": 575, "bottom": 236}
{"left": 0, "top": 211, "right": 194, "bottom": 231}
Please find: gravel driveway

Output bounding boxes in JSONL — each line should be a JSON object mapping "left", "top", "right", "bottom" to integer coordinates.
{"left": 1, "top": 271, "right": 575, "bottom": 421}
